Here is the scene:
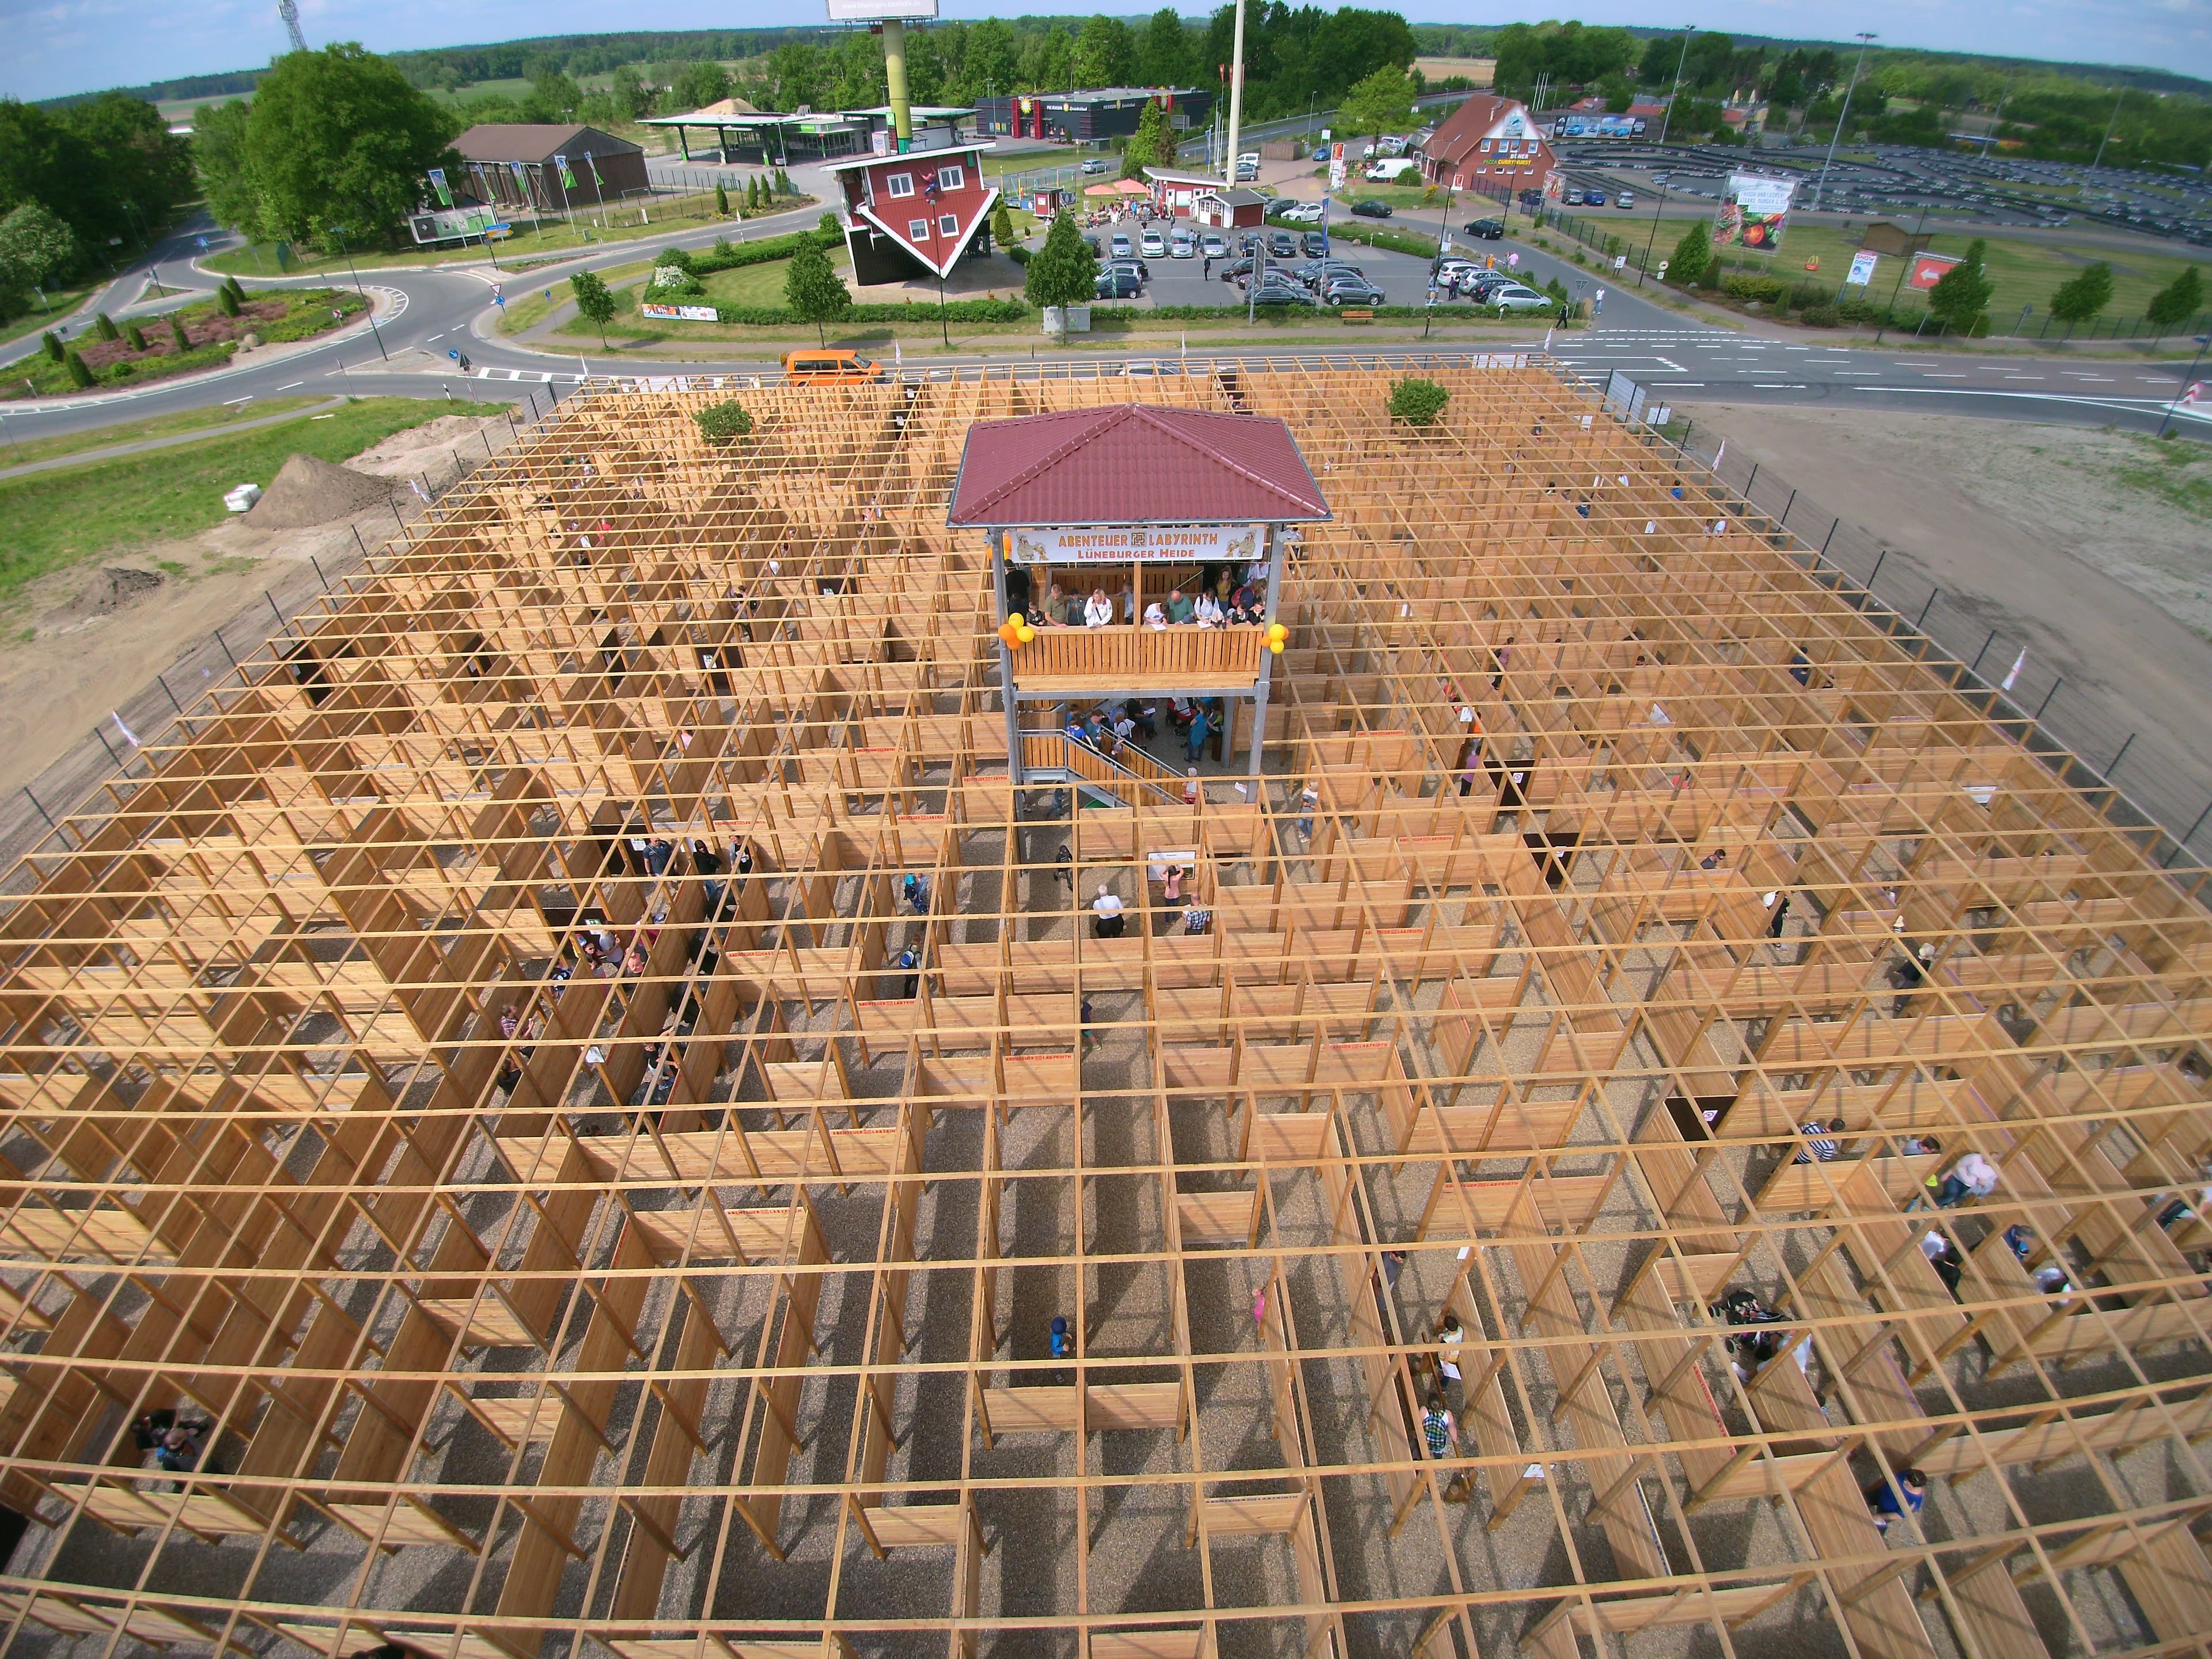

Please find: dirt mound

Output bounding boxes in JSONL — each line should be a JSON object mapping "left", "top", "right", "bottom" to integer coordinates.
{"left": 244, "top": 452, "right": 396, "bottom": 530}
{"left": 39, "top": 566, "right": 164, "bottom": 628}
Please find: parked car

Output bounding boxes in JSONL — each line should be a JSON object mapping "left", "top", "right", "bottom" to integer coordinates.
{"left": 1238, "top": 231, "right": 1262, "bottom": 253}
{"left": 1351, "top": 199, "right": 1393, "bottom": 219}
{"left": 1200, "top": 233, "right": 1228, "bottom": 258}
{"left": 1484, "top": 282, "right": 1556, "bottom": 313}
{"left": 1650, "top": 172, "right": 1669, "bottom": 187}
{"left": 1301, "top": 229, "right": 1329, "bottom": 257}
{"left": 1095, "top": 267, "right": 1144, "bottom": 299}
{"left": 1081, "top": 158, "right": 1108, "bottom": 175}
{"left": 1462, "top": 217, "right": 1505, "bottom": 240}
{"left": 1102, "top": 257, "right": 1149, "bottom": 284}
{"left": 1083, "top": 233, "right": 1103, "bottom": 254}
{"left": 1220, "top": 256, "right": 1256, "bottom": 283}
{"left": 1519, "top": 188, "right": 1544, "bottom": 211}
{"left": 1455, "top": 271, "right": 1515, "bottom": 302}
{"left": 1616, "top": 192, "right": 1635, "bottom": 210}
{"left": 1139, "top": 229, "right": 1166, "bottom": 257}
{"left": 1236, "top": 161, "right": 1259, "bottom": 181}
{"left": 1321, "top": 275, "right": 1387, "bottom": 306}
{"left": 1268, "top": 230, "right": 1297, "bottom": 257}
{"left": 1238, "top": 151, "right": 1260, "bottom": 169}
{"left": 1169, "top": 230, "right": 1198, "bottom": 257}
{"left": 1249, "top": 277, "right": 1316, "bottom": 306}
{"left": 1109, "top": 233, "right": 1133, "bottom": 259}
{"left": 1581, "top": 188, "right": 1608, "bottom": 207}
{"left": 1122, "top": 360, "right": 1184, "bottom": 376}
{"left": 1296, "top": 259, "right": 1364, "bottom": 289}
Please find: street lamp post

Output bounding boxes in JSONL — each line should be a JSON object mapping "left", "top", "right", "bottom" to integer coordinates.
{"left": 1637, "top": 175, "right": 1671, "bottom": 286}
{"left": 2092, "top": 76, "right": 2128, "bottom": 172}
{"left": 1812, "top": 32, "right": 1877, "bottom": 212}
{"left": 1654, "top": 26, "right": 1694, "bottom": 149}
{"left": 329, "top": 227, "right": 390, "bottom": 362}
{"left": 2155, "top": 332, "right": 2210, "bottom": 440}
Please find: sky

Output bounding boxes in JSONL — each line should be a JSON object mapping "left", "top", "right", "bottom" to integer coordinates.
{"left": 3, "top": 0, "right": 2206, "bottom": 103}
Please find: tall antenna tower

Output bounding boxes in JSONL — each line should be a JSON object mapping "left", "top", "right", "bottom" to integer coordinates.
{"left": 278, "top": 0, "right": 308, "bottom": 54}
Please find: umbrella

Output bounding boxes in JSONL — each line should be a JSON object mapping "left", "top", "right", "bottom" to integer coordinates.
{"left": 1082, "top": 183, "right": 1119, "bottom": 196}
{"left": 1115, "top": 179, "right": 1149, "bottom": 195}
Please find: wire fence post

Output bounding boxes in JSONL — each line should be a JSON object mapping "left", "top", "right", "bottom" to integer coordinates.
{"left": 21, "top": 787, "right": 55, "bottom": 832}
{"left": 2033, "top": 677, "right": 2063, "bottom": 722}
{"left": 1916, "top": 589, "right": 1939, "bottom": 630}
{"left": 1868, "top": 548, "right": 1887, "bottom": 588}
{"left": 157, "top": 673, "right": 181, "bottom": 714}
{"left": 2109, "top": 733, "right": 2137, "bottom": 775}
{"left": 2168, "top": 798, "right": 2212, "bottom": 866}
{"left": 215, "top": 626, "right": 236, "bottom": 667}
{"left": 1820, "top": 518, "right": 1838, "bottom": 557}
{"left": 1968, "top": 629, "right": 1997, "bottom": 675}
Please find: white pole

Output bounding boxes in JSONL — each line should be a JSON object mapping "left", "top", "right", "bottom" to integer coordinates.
{"left": 1224, "top": 0, "right": 1247, "bottom": 186}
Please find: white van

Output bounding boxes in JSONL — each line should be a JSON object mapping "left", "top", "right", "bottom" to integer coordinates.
{"left": 1363, "top": 157, "right": 1420, "bottom": 183}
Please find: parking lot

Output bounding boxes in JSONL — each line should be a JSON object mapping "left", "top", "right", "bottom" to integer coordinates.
{"left": 1090, "top": 217, "right": 1536, "bottom": 312}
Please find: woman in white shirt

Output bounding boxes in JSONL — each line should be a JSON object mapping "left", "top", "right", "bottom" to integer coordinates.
{"left": 1091, "top": 884, "right": 1126, "bottom": 937}
{"left": 1084, "top": 588, "right": 1114, "bottom": 628}
{"left": 1143, "top": 600, "right": 1168, "bottom": 630}
{"left": 1193, "top": 590, "right": 1225, "bottom": 627}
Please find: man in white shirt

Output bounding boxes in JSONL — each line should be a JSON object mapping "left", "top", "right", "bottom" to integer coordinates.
{"left": 1091, "top": 884, "right": 1126, "bottom": 938}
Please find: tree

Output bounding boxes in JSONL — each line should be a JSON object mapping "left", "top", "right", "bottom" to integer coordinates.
{"left": 1, "top": 93, "right": 191, "bottom": 254}
{"left": 64, "top": 349, "right": 94, "bottom": 388}
{"left": 1926, "top": 239, "right": 1994, "bottom": 334}
{"left": 1336, "top": 65, "right": 1417, "bottom": 141}
{"left": 169, "top": 314, "right": 190, "bottom": 352}
{"left": 192, "top": 100, "right": 262, "bottom": 241}
{"left": 1139, "top": 9, "right": 1188, "bottom": 87}
{"left": 126, "top": 323, "right": 147, "bottom": 351}
{"left": 570, "top": 269, "right": 617, "bottom": 346}
{"left": 0, "top": 203, "right": 77, "bottom": 297}
{"left": 1597, "top": 73, "right": 1635, "bottom": 113}
{"left": 960, "top": 18, "right": 1020, "bottom": 101}
{"left": 1074, "top": 15, "right": 1137, "bottom": 88}
{"left": 2048, "top": 260, "right": 2114, "bottom": 325}
{"left": 1023, "top": 213, "right": 1100, "bottom": 319}
{"left": 695, "top": 400, "right": 755, "bottom": 444}
{"left": 783, "top": 237, "right": 851, "bottom": 344}
{"left": 1123, "top": 99, "right": 1171, "bottom": 179}
{"left": 1388, "top": 377, "right": 1450, "bottom": 426}
{"left": 991, "top": 199, "right": 1017, "bottom": 249}
{"left": 747, "top": 177, "right": 763, "bottom": 213}
{"left": 2146, "top": 264, "right": 2205, "bottom": 331}
{"left": 41, "top": 330, "right": 63, "bottom": 362}
{"left": 522, "top": 70, "right": 584, "bottom": 123}
{"left": 674, "top": 60, "right": 732, "bottom": 111}
{"left": 715, "top": 183, "right": 729, "bottom": 217}
{"left": 227, "top": 45, "right": 459, "bottom": 248}
{"left": 1667, "top": 220, "right": 1711, "bottom": 286}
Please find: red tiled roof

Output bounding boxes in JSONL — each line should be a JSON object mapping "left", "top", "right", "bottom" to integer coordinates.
{"left": 947, "top": 404, "right": 1331, "bottom": 527}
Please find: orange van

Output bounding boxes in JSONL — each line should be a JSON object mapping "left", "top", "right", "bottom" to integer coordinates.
{"left": 782, "top": 348, "right": 886, "bottom": 384}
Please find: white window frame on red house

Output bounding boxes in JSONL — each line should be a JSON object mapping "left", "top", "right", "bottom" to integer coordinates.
{"left": 908, "top": 218, "right": 931, "bottom": 240}
{"left": 938, "top": 213, "right": 959, "bottom": 237}
{"left": 935, "top": 165, "right": 965, "bottom": 191}
{"left": 885, "top": 172, "right": 915, "bottom": 198}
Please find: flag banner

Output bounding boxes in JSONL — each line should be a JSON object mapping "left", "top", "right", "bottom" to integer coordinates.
{"left": 2001, "top": 649, "right": 2025, "bottom": 691}
{"left": 555, "top": 154, "right": 578, "bottom": 190}
{"left": 428, "top": 167, "right": 453, "bottom": 208}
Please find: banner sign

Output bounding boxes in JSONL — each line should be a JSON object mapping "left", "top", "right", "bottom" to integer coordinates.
{"left": 641, "top": 302, "right": 719, "bottom": 321}
{"left": 1009, "top": 524, "right": 1263, "bottom": 565}
{"left": 1846, "top": 249, "right": 1878, "bottom": 286}
{"left": 427, "top": 167, "right": 453, "bottom": 207}
{"left": 1713, "top": 173, "right": 1795, "bottom": 250}
{"left": 1907, "top": 251, "right": 1960, "bottom": 290}
{"left": 1328, "top": 141, "right": 1346, "bottom": 192}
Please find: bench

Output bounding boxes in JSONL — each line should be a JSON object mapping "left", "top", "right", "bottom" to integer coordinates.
{"left": 1340, "top": 308, "right": 1376, "bottom": 324}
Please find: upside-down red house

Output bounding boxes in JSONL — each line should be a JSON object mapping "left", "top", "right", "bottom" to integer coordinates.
{"left": 828, "top": 140, "right": 1003, "bottom": 286}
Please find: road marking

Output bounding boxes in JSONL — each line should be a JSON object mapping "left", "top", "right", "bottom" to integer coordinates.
{"left": 1832, "top": 370, "right": 1881, "bottom": 377}
{"left": 275, "top": 380, "right": 304, "bottom": 391}
{"left": 222, "top": 395, "right": 252, "bottom": 405}
{"left": 2002, "top": 375, "right": 2045, "bottom": 381}
{"left": 1753, "top": 383, "right": 1810, "bottom": 389}
{"left": 1922, "top": 372, "right": 1968, "bottom": 378}
{"left": 1653, "top": 380, "right": 1706, "bottom": 387}
{"left": 425, "top": 333, "right": 444, "bottom": 343}
{"left": 1656, "top": 357, "right": 1687, "bottom": 372}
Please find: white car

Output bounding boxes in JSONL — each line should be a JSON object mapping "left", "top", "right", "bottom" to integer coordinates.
{"left": 1169, "top": 230, "right": 1198, "bottom": 257}
{"left": 1139, "top": 229, "right": 1166, "bottom": 257}
{"left": 1238, "top": 151, "right": 1259, "bottom": 167}
{"left": 1277, "top": 200, "right": 1324, "bottom": 225}
{"left": 1200, "top": 233, "right": 1228, "bottom": 257}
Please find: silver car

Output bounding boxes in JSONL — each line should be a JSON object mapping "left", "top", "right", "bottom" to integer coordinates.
{"left": 1485, "top": 282, "right": 1557, "bottom": 313}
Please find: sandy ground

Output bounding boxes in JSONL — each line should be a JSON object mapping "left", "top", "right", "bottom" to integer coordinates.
{"left": 0, "top": 412, "right": 510, "bottom": 804}
{"left": 1676, "top": 404, "right": 2212, "bottom": 796}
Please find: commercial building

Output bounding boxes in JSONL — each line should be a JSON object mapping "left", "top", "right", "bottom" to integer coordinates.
{"left": 1420, "top": 92, "right": 1558, "bottom": 199}
{"left": 450, "top": 123, "right": 649, "bottom": 214}
{"left": 1141, "top": 169, "right": 1267, "bottom": 226}
{"left": 977, "top": 86, "right": 1210, "bottom": 145}
{"left": 0, "top": 361, "right": 2207, "bottom": 1659}
{"left": 639, "top": 104, "right": 975, "bottom": 165}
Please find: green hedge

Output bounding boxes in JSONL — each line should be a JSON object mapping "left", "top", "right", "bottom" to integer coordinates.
{"left": 702, "top": 297, "right": 1031, "bottom": 326}
{"left": 1721, "top": 272, "right": 1789, "bottom": 305}
{"left": 686, "top": 228, "right": 842, "bottom": 277}
{"left": 1328, "top": 222, "right": 1441, "bottom": 259}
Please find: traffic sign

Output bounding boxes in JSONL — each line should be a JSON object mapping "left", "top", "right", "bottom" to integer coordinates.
{"left": 494, "top": 294, "right": 505, "bottom": 307}
{"left": 448, "top": 349, "right": 461, "bottom": 361}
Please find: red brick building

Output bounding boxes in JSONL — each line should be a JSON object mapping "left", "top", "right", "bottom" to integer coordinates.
{"left": 828, "top": 141, "right": 1002, "bottom": 286}
{"left": 1420, "top": 94, "right": 1557, "bottom": 199}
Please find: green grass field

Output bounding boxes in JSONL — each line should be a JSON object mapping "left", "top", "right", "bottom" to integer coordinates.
{"left": 205, "top": 193, "right": 815, "bottom": 276}
{"left": 1, "top": 282, "right": 103, "bottom": 350}
{"left": 551, "top": 247, "right": 859, "bottom": 338}
{"left": 0, "top": 399, "right": 456, "bottom": 605}
{"left": 0, "top": 398, "right": 331, "bottom": 469}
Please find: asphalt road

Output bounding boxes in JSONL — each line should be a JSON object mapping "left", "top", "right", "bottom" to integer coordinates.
{"left": 3, "top": 156, "right": 2206, "bottom": 448}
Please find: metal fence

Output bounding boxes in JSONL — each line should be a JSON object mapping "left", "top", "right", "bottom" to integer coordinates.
{"left": 1581, "top": 364, "right": 2212, "bottom": 870}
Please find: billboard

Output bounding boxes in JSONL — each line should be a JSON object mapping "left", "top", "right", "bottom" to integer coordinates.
{"left": 1846, "top": 249, "right": 1878, "bottom": 286}
{"left": 826, "top": 0, "right": 938, "bottom": 16}
{"left": 1713, "top": 173, "right": 1795, "bottom": 251}
{"left": 1907, "top": 251, "right": 1960, "bottom": 290}
{"left": 1008, "top": 524, "right": 1263, "bottom": 565}
{"left": 408, "top": 206, "right": 498, "bottom": 245}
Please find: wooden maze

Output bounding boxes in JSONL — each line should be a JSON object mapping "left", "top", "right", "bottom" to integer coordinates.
{"left": 0, "top": 359, "right": 2209, "bottom": 1659}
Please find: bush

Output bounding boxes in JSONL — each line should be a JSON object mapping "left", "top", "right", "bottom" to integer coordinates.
{"left": 170, "top": 315, "right": 191, "bottom": 351}
{"left": 1798, "top": 302, "right": 1839, "bottom": 327}
{"left": 694, "top": 400, "right": 755, "bottom": 444}
{"left": 1699, "top": 260, "right": 1721, "bottom": 291}
{"left": 1007, "top": 245, "right": 1031, "bottom": 266}
{"left": 126, "top": 323, "right": 147, "bottom": 350}
{"left": 656, "top": 245, "right": 696, "bottom": 274}
{"left": 94, "top": 310, "right": 119, "bottom": 340}
{"left": 715, "top": 183, "right": 729, "bottom": 216}
{"left": 1721, "top": 272, "right": 1789, "bottom": 305}
{"left": 709, "top": 297, "right": 1028, "bottom": 326}
{"left": 1787, "top": 280, "right": 1827, "bottom": 313}
{"left": 1389, "top": 377, "right": 1450, "bottom": 427}
{"left": 41, "top": 330, "right": 63, "bottom": 362}
{"left": 64, "top": 349, "right": 94, "bottom": 388}
{"left": 216, "top": 285, "right": 241, "bottom": 317}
